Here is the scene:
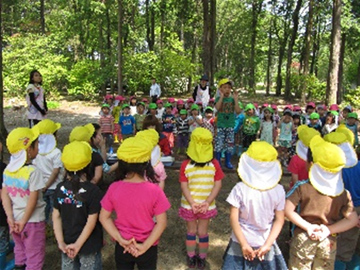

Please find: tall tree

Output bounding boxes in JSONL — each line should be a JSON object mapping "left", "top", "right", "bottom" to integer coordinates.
{"left": 117, "top": 0, "right": 123, "bottom": 94}
{"left": 40, "top": 0, "right": 45, "bottom": 34}
{"left": 0, "top": 0, "right": 8, "bottom": 141}
{"left": 284, "top": 0, "right": 303, "bottom": 100}
{"left": 326, "top": 0, "right": 341, "bottom": 105}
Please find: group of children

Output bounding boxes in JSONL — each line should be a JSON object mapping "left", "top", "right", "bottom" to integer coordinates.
{"left": 1, "top": 75, "right": 360, "bottom": 270}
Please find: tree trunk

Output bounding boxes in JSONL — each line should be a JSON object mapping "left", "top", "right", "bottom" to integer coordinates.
{"left": 209, "top": 0, "right": 216, "bottom": 87}
{"left": 202, "top": 0, "right": 211, "bottom": 79}
{"left": 0, "top": 0, "right": 8, "bottom": 143}
{"left": 266, "top": 21, "right": 273, "bottom": 96}
{"left": 337, "top": 32, "right": 346, "bottom": 104}
{"left": 284, "top": 0, "right": 303, "bottom": 100}
{"left": 160, "top": 0, "right": 166, "bottom": 49}
{"left": 310, "top": 14, "right": 319, "bottom": 75}
{"left": 145, "top": 0, "right": 154, "bottom": 51}
{"left": 105, "top": 5, "right": 114, "bottom": 92}
{"left": 300, "top": 0, "right": 314, "bottom": 103}
{"left": 117, "top": 0, "right": 123, "bottom": 95}
{"left": 326, "top": 0, "right": 341, "bottom": 105}
{"left": 40, "top": 0, "right": 45, "bottom": 34}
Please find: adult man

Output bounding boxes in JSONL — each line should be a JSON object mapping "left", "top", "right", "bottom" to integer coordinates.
{"left": 149, "top": 78, "right": 161, "bottom": 103}
{"left": 192, "top": 74, "right": 211, "bottom": 108}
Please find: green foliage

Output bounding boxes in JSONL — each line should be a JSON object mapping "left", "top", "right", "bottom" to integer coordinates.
{"left": 289, "top": 73, "right": 326, "bottom": 100}
{"left": 344, "top": 87, "right": 360, "bottom": 108}
{"left": 46, "top": 101, "right": 60, "bottom": 109}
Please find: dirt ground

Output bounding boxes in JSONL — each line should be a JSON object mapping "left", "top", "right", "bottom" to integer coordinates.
{"left": 3, "top": 97, "right": 292, "bottom": 270}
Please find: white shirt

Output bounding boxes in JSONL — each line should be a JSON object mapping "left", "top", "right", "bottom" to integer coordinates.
{"left": 150, "top": 83, "right": 161, "bottom": 97}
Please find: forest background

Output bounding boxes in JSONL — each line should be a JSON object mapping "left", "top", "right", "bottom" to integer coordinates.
{"left": 0, "top": 0, "right": 360, "bottom": 134}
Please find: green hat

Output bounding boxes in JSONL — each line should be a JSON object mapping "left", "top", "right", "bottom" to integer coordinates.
{"left": 238, "top": 101, "right": 244, "bottom": 109}
{"left": 330, "top": 110, "right": 339, "bottom": 116}
{"left": 244, "top": 103, "right": 255, "bottom": 112}
{"left": 205, "top": 106, "right": 214, "bottom": 112}
{"left": 348, "top": 112, "right": 358, "bottom": 119}
{"left": 122, "top": 104, "right": 130, "bottom": 109}
{"left": 164, "top": 102, "right": 173, "bottom": 108}
{"left": 180, "top": 109, "right": 187, "bottom": 115}
{"left": 137, "top": 102, "right": 145, "bottom": 107}
{"left": 102, "top": 103, "right": 110, "bottom": 108}
{"left": 191, "top": 104, "right": 199, "bottom": 111}
{"left": 310, "top": 112, "right": 320, "bottom": 120}
{"left": 264, "top": 107, "right": 274, "bottom": 114}
{"left": 148, "top": 103, "right": 157, "bottom": 110}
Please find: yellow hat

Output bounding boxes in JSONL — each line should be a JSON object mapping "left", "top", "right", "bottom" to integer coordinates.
{"left": 61, "top": 141, "right": 92, "bottom": 172}
{"left": 337, "top": 124, "right": 355, "bottom": 146}
{"left": 309, "top": 136, "right": 346, "bottom": 196}
{"left": 324, "top": 132, "right": 347, "bottom": 145}
{"left": 6, "top": 126, "right": 40, "bottom": 172}
{"left": 69, "top": 123, "right": 95, "bottom": 143}
{"left": 35, "top": 119, "right": 61, "bottom": 134}
{"left": 117, "top": 137, "right": 153, "bottom": 163}
{"left": 218, "top": 78, "right": 231, "bottom": 88}
{"left": 135, "top": 129, "right": 159, "bottom": 147}
{"left": 186, "top": 128, "right": 213, "bottom": 163}
{"left": 296, "top": 125, "right": 320, "bottom": 161}
{"left": 238, "top": 141, "right": 282, "bottom": 190}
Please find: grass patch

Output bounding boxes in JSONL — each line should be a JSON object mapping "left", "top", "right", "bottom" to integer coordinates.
{"left": 47, "top": 101, "right": 60, "bottom": 109}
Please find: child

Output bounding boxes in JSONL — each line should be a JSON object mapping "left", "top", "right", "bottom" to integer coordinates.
{"left": 196, "top": 102, "right": 203, "bottom": 115}
{"left": 202, "top": 106, "right": 215, "bottom": 137}
{"left": 322, "top": 111, "right": 338, "bottom": 136}
{"left": 308, "top": 112, "right": 322, "bottom": 132}
{"left": 214, "top": 78, "right": 241, "bottom": 169}
{"left": 316, "top": 104, "right": 327, "bottom": 126}
{"left": 286, "top": 135, "right": 358, "bottom": 269}
{"left": 222, "top": 141, "right": 287, "bottom": 269}
{"left": 99, "top": 103, "right": 114, "bottom": 151}
{"left": 33, "top": 119, "right": 63, "bottom": 225}
{"left": 156, "top": 100, "right": 165, "bottom": 119}
{"left": 176, "top": 100, "right": 185, "bottom": 116}
{"left": 346, "top": 112, "right": 359, "bottom": 147}
{"left": 277, "top": 109, "right": 294, "bottom": 166}
{"left": 175, "top": 109, "right": 190, "bottom": 155}
{"left": 179, "top": 128, "right": 224, "bottom": 269}
{"left": 119, "top": 104, "right": 136, "bottom": 140}
{"left": 259, "top": 103, "right": 268, "bottom": 121}
{"left": 53, "top": 141, "right": 103, "bottom": 269}
{"left": 259, "top": 107, "right": 276, "bottom": 145}
{"left": 304, "top": 102, "right": 316, "bottom": 125}
{"left": 0, "top": 141, "right": 14, "bottom": 270}
{"left": 188, "top": 104, "right": 203, "bottom": 134}
{"left": 330, "top": 104, "right": 340, "bottom": 124}
{"left": 208, "top": 98, "right": 215, "bottom": 108}
{"left": 99, "top": 137, "right": 171, "bottom": 270}
{"left": 234, "top": 102, "right": 245, "bottom": 156}
{"left": 143, "top": 115, "right": 172, "bottom": 156}
{"left": 129, "top": 96, "right": 137, "bottom": 116}
{"left": 162, "top": 103, "right": 176, "bottom": 149}
{"left": 134, "top": 102, "right": 146, "bottom": 132}
{"left": 1, "top": 127, "right": 46, "bottom": 269}
{"left": 341, "top": 105, "right": 353, "bottom": 123}
{"left": 186, "top": 98, "right": 195, "bottom": 110}
{"left": 241, "top": 103, "right": 260, "bottom": 152}
{"left": 112, "top": 101, "right": 122, "bottom": 143}
{"left": 148, "top": 103, "right": 158, "bottom": 118}
{"left": 289, "top": 113, "right": 301, "bottom": 159}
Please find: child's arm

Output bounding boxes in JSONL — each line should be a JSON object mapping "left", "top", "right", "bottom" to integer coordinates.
{"left": 195, "top": 116, "right": 203, "bottom": 125}
{"left": 229, "top": 206, "right": 256, "bottom": 261}
{"left": 44, "top": 168, "right": 60, "bottom": 191}
{"left": 188, "top": 117, "right": 195, "bottom": 125}
{"left": 199, "top": 180, "right": 222, "bottom": 214}
{"left": 15, "top": 190, "right": 39, "bottom": 233}
{"left": 325, "top": 211, "right": 358, "bottom": 235}
{"left": 66, "top": 213, "right": 99, "bottom": 258}
{"left": 132, "top": 212, "right": 167, "bottom": 257}
{"left": 1, "top": 187, "right": 15, "bottom": 232}
{"left": 256, "top": 210, "right": 284, "bottom": 260}
{"left": 277, "top": 117, "right": 283, "bottom": 129}
{"left": 90, "top": 165, "right": 103, "bottom": 185}
{"left": 180, "top": 182, "right": 199, "bottom": 213}
{"left": 99, "top": 208, "right": 136, "bottom": 251}
{"left": 214, "top": 93, "right": 224, "bottom": 111}
{"left": 52, "top": 208, "right": 67, "bottom": 253}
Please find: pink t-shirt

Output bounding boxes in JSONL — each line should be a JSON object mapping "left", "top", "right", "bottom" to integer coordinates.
{"left": 287, "top": 155, "right": 308, "bottom": 181}
{"left": 101, "top": 181, "right": 171, "bottom": 244}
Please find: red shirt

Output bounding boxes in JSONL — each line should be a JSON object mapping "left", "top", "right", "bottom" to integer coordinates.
{"left": 288, "top": 155, "right": 308, "bottom": 181}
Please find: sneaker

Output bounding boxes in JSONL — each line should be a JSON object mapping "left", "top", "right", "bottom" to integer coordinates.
{"left": 187, "top": 255, "right": 197, "bottom": 268}
{"left": 197, "top": 257, "right": 206, "bottom": 269}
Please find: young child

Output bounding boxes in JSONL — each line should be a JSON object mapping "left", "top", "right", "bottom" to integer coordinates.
{"left": 176, "top": 100, "right": 185, "bottom": 117}
{"left": 53, "top": 141, "right": 103, "bottom": 269}
{"left": 316, "top": 104, "right": 327, "bottom": 126}
{"left": 346, "top": 112, "right": 359, "bottom": 147}
{"left": 186, "top": 98, "right": 195, "bottom": 110}
{"left": 175, "top": 109, "right": 190, "bottom": 155}
{"left": 33, "top": 119, "right": 63, "bottom": 226}
{"left": 143, "top": 115, "right": 172, "bottom": 156}
{"left": 134, "top": 102, "right": 146, "bottom": 132}
{"left": 285, "top": 135, "right": 358, "bottom": 270}
{"left": 222, "top": 141, "right": 287, "bottom": 269}
{"left": 208, "top": 98, "right": 215, "bottom": 108}
{"left": 0, "top": 141, "right": 14, "bottom": 270}
{"left": 162, "top": 103, "right": 176, "bottom": 149}
{"left": 99, "top": 103, "right": 114, "bottom": 151}
{"left": 322, "top": 111, "right": 338, "bottom": 136}
{"left": 188, "top": 104, "right": 203, "bottom": 134}
{"left": 289, "top": 113, "right": 301, "bottom": 159}
{"left": 119, "top": 104, "right": 136, "bottom": 140}
{"left": 260, "top": 107, "right": 276, "bottom": 145}
{"left": 156, "top": 100, "right": 165, "bottom": 119}
{"left": 330, "top": 104, "right": 340, "bottom": 124}
{"left": 304, "top": 102, "right": 316, "bottom": 125}
{"left": 341, "top": 105, "right": 353, "bottom": 124}
{"left": 1, "top": 127, "right": 46, "bottom": 269}
{"left": 308, "top": 112, "right": 322, "bottom": 132}
{"left": 179, "top": 128, "right": 224, "bottom": 269}
{"left": 241, "top": 103, "right": 260, "bottom": 152}
{"left": 99, "top": 137, "right": 171, "bottom": 270}
{"left": 214, "top": 78, "right": 241, "bottom": 169}
{"left": 202, "top": 106, "right": 215, "bottom": 137}
{"left": 148, "top": 103, "right": 158, "bottom": 119}
{"left": 234, "top": 102, "right": 245, "bottom": 157}
{"left": 112, "top": 101, "right": 122, "bottom": 143}
{"left": 277, "top": 109, "right": 294, "bottom": 166}
{"left": 129, "top": 96, "right": 137, "bottom": 116}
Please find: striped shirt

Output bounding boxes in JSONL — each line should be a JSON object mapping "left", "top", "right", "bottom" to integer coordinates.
{"left": 179, "top": 159, "right": 224, "bottom": 210}
{"left": 99, "top": 114, "right": 114, "bottom": 134}
{"left": 176, "top": 117, "right": 189, "bottom": 135}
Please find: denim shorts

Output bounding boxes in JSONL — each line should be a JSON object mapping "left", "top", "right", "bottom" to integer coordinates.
{"left": 0, "top": 226, "right": 9, "bottom": 253}
{"left": 62, "top": 251, "right": 102, "bottom": 270}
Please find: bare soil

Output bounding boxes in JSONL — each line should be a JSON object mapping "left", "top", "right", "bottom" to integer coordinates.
{"left": 3, "top": 97, "right": 292, "bottom": 270}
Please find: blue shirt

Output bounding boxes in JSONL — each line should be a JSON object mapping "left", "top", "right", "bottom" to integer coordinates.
{"left": 119, "top": 115, "right": 135, "bottom": 135}
{"left": 162, "top": 114, "right": 175, "bottom": 132}
{"left": 343, "top": 162, "right": 360, "bottom": 207}
{"left": 234, "top": 113, "right": 245, "bottom": 133}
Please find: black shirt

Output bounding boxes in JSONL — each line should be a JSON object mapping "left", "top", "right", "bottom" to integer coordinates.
{"left": 53, "top": 180, "right": 103, "bottom": 254}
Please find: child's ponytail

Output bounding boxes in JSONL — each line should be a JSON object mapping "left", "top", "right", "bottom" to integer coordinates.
{"left": 65, "top": 165, "right": 90, "bottom": 200}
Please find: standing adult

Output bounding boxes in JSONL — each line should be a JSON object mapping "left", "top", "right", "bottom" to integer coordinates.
{"left": 25, "top": 70, "right": 48, "bottom": 127}
{"left": 193, "top": 74, "right": 211, "bottom": 108}
{"left": 149, "top": 78, "right": 161, "bottom": 103}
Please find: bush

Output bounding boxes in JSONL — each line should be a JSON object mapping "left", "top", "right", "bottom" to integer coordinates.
{"left": 344, "top": 87, "right": 360, "bottom": 108}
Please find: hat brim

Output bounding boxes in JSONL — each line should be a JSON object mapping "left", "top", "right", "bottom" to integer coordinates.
{"left": 339, "top": 142, "right": 357, "bottom": 168}
{"left": 7, "top": 150, "right": 27, "bottom": 173}
{"left": 38, "top": 134, "right": 57, "bottom": 155}
{"left": 237, "top": 153, "right": 282, "bottom": 191}
{"left": 296, "top": 140, "right": 308, "bottom": 162}
{"left": 309, "top": 163, "right": 344, "bottom": 197}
